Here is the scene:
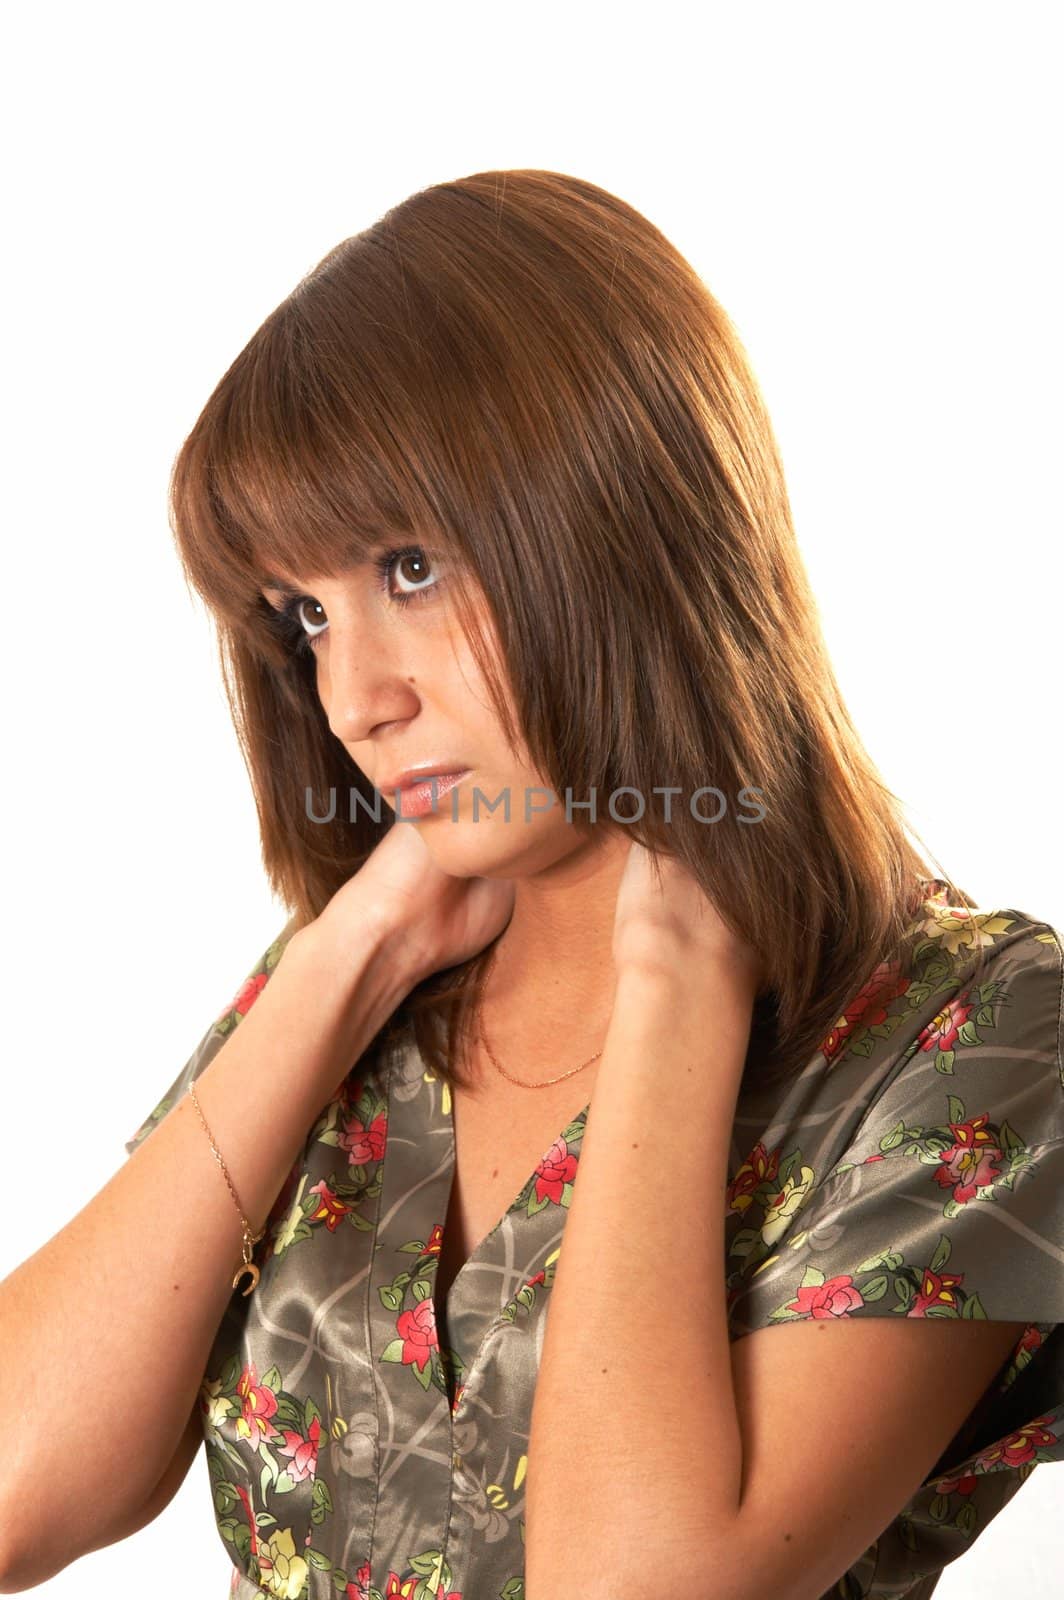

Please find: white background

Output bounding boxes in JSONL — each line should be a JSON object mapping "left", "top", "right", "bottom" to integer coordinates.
{"left": 1, "top": 2, "right": 1061, "bottom": 1595}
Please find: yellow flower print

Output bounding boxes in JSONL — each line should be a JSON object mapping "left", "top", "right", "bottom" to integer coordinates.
{"left": 760, "top": 1165, "right": 815, "bottom": 1248}
{"left": 257, "top": 1527, "right": 309, "bottom": 1599}
{"left": 199, "top": 1375, "right": 235, "bottom": 1434}
{"left": 917, "top": 906, "right": 1015, "bottom": 958}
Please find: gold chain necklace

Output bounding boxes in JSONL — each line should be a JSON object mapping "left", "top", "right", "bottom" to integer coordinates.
{"left": 474, "top": 945, "right": 605, "bottom": 1089}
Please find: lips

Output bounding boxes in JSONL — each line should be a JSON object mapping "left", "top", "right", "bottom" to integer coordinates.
{"left": 377, "top": 766, "right": 469, "bottom": 793}
{"left": 384, "top": 769, "right": 470, "bottom": 819}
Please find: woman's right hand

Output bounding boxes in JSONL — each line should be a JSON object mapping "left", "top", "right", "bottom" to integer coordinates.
{"left": 306, "top": 820, "right": 516, "bottom": 988}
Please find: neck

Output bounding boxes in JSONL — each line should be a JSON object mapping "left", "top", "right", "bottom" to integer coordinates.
{"left": 471, "top": 830, "right": 630, "bottom": 1085}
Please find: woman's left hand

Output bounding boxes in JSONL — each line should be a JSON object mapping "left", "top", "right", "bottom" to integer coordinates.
{"left": 612, "top": 839, "right": 764, "bottom": 992}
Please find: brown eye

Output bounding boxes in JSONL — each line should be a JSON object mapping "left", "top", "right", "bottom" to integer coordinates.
{"left": 375, "top": 546, "right": 443, "bottom": 605}
{"left": 272, "top": 593, "right": 328, "bottom": 650}
{"left": 294, "top": 597, "right": 328, "bottom": 638}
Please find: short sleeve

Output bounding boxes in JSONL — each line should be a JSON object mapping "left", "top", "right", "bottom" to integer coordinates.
{"left": 123, "top": 913, "right": 301, "bottom": 1159}
{"left": 728, "top": 917, "right": 1064, "bottom": 1526}
{"left": 730, "top": 922, "right": 1064, "bottom": 1330}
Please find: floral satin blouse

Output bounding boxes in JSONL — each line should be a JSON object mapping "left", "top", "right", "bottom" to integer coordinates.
{"left": 124, "top": 879, "right": 1064, "bottom": 1599}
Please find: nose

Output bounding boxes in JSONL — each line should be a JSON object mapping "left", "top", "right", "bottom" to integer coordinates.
{"left": 321, "top": 621, "right": 420, "bottom": 746}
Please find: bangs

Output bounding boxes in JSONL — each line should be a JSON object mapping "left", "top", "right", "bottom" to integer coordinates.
{"left": 168, "top": 272, "right": 490, "bottom": 668}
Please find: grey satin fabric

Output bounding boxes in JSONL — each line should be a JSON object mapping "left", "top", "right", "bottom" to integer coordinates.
{"left": 125, "top": 880, "right": 1064, "bottom": 1598}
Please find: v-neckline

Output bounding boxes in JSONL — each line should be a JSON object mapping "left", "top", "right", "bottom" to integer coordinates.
{"left": 403, "top": 1022, "right": 594, "bottom": 1348}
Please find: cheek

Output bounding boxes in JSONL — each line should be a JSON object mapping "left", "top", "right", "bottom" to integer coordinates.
{"left": 437, "top": 656, "right": 508, "bottom": 746}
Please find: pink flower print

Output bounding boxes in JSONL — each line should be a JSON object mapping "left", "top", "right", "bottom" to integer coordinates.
{"left": 307, "top": 1179, "right": 351, "bottom": 1232}
{"left": 235, "top": 1363, "right": 278, "bottom": 1449}
{"left": 277, "top": 1414, "right": 322, "bottom": 1483}
{"left": 821, "top": 962, "right": 909, "bottom": 1062}
{"left": 727, "top": 1142, "right": 781, "bottom": 1215}
{"left": 918, "top": 993, "right": 974, "bottom": 1054}
{"left": 216, "top": 971, "right": 268, "bottom": 1023}
{"left": 932, "top": 1113, "right": 1004, "bottom": 1205}
{"left": 785, "top": 1272, "right": 865, "bottom": 1319}
{"left": 534, "top": 1136, "right": 578, "bottom": 1204}
{"left": 384, "top": 1577, "right": 461, "bottom": 1599}
{"left": 910, "top": 1265, "right": 965, "bottom": 1315}
{"left": 1017, "top": 1325, "right": 1043, "bottom": 1359}
{"left": 396, "top": 1298, "right": 439, "bottom": 1372}
{"left": 929, "top": 1467, "right": 978, "bottom": 1496}
{"left": 339, "top": 1109, "right": 388, "bottom": 1165}
{"left": 976, "top": 1417, "right": 1059, "bottom": 1470}
{"left": 346, "top": 1565, "right": 372, "bottom": 1600}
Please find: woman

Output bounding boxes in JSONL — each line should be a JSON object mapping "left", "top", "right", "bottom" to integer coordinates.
{"left": 2, "top": 168, "right": 1061, "bottom": 1600}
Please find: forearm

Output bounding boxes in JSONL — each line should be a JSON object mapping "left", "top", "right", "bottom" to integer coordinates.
{"left": 0, "top": 917, "right": 415, "bottom": 1582}
{"left": 526, "top": 957, "right": 753, "bottom": 1593}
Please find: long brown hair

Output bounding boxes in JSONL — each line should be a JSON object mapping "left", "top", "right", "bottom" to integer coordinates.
{"left": 168, "top": 167, "right": 981, "bottom": 1096}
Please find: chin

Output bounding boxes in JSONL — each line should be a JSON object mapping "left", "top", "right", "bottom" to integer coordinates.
{"left": 406, "top": 815, "right": 522, "bottom": 877}
{"left": 412, "top": 810, "right": 581, "bottom": 879}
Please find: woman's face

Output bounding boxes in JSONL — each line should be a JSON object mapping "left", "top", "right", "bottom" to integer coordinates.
{"left": 261, "top": 543, "right": 590, "bottom": 879}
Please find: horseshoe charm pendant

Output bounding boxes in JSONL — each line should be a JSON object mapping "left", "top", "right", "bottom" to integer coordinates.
{"left": 231, "top": 1222, "right": 266, "bottom": 1298}
{"left": 233, "top": 1261, "right": 261, "bottom": 1297}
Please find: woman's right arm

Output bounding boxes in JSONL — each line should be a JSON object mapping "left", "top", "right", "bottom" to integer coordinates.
{"left": 0, "top": 913, "right": 422, "bottom": 1592}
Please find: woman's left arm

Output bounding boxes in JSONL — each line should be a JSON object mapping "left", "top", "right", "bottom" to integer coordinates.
{"left": 525, "top": 845, "right": 1030, "bottom": 1600}
{"left": 526, "top": 917, "right": 754, "bottom": 1592}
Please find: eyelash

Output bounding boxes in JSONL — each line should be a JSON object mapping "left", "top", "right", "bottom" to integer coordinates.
{"left": 273, "top": 546, "right": 440, "bottom": 653}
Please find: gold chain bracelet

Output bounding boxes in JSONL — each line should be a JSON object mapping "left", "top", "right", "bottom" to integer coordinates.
{"left": 189, "top": 1079, "right": 266, "bottom": 1297}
